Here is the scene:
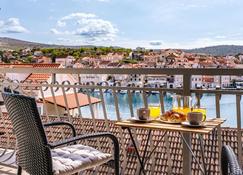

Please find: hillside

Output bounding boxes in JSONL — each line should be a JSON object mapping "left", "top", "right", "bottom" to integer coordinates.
{"left": 0, "top": 37, "right": 93, "bottom": 50}
{"left": 0, "top": 37, "right": 55, "bottom": 49}
{"left": 185, "top": 45, "right": 243, "bottom": 56}
{"left": 1, "top": 37, "right": 243, "bottom": 56}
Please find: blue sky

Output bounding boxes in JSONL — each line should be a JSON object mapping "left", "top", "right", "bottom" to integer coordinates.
{"left": 0, "top": 0, "right": 243, "bottom": 49}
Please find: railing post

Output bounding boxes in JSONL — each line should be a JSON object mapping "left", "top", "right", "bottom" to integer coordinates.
{"left": 236, "top": 95, "right": 242, "bottom": 166}
{"left": 182, "top": 74, "right": 192, "bottom": 175}
{"left": 51, "top": 73, "right": 56, "bottom": 84}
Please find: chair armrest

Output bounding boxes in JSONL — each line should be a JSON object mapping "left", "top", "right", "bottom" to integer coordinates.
{"left": 43, "top": 121, "right": 76, "bottom": 137}
{"left": 221, "top": 145, "right": 243, "bottom": 175}
{"left": 48, "top": 132, "right": 119, "bottom": 150}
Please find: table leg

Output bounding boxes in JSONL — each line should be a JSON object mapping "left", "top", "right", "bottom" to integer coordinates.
{"left": 127, "top": 128, "right": 146, "bottom": 175}
{"left": 139, "top": 130, "right": 152, "bottom": 175}
{"left": 180, "top": 132, "right": 205, "bottom": 175}
{"left": 143, "top": 131, "right": 167, "bottom": 166}
{"left": 208, "top": 129, "right": 216, "bottom": 174}
{"left": 182, "top": 132, "right": 192, "bottom": 175}
{"left": 198, "top": 134, "right": 207, "bottom": 175}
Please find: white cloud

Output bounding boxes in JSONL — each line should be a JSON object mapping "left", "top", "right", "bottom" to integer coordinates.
{"left": 149, "top": 40, "right": 163, "bottom": 46}
{"left": 50, "top": 28, "right": 72, "bottom": 35}
{"left": 51, "top": 12, "right": 118, "bottom": 43}
{"left": 57, "top": 20, "right": 66, "bottom": 27}
{"left": 0, "top": 18, "right": 28, "bottom": 33}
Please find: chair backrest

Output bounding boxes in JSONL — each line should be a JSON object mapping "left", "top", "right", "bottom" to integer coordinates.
{"left": 2, "top": 93, "right": 53, "bottom": 175}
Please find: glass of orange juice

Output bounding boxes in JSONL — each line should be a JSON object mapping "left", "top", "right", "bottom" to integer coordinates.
{"left": 172, "top": 94, "right": 192, "bottom": 115}
{"left": 149, "top": 105, "right": 161, "bottom": 119}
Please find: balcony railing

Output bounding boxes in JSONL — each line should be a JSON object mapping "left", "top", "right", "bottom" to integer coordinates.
{"left": 0, "top": 67, "right": 243, "bottom": 174}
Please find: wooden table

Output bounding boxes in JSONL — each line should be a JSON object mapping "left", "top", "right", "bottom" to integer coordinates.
{"left": 116, "top": 118, "right": 225, "bottom": 175}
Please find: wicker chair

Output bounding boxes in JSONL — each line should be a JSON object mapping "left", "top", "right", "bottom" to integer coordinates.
{"left": 221, "top": 145, "right": 242, "bottom": 175}
{"left": 2, "top": 93, "right": 120, "bottom": 175}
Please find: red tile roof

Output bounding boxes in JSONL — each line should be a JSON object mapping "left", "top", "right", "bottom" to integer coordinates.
{"left": 24, "top": 63, "right": 60, "bottom": 82}
{"left": 42, "top": 93, "right": 101, "bottom": 109}
{"left": 33, "top": 63, "right": 60, "bottom": 68}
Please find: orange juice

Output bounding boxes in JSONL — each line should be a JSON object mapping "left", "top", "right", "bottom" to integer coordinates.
{"left": 192, "top": 107, "right": 206, "bottom": 121}
{"left": 149, "top": 106, "right": 161, "bottom": 119}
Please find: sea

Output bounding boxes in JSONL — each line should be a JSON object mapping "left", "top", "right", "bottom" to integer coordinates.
{"left": 80, "top": 92, "right": 241, "bottom": 127}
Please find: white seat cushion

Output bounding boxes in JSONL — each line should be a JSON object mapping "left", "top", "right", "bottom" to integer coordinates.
{"left": 52, "top": 144, "right": 112, "bottom": 175}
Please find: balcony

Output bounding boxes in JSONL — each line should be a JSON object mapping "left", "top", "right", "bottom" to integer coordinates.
{"left": 0, "top": 67, "right": 243, "bottom": 175}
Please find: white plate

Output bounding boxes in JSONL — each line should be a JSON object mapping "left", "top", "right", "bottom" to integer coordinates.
{"left": 127, "top": 118, "right": 153, "bottom": 123}
{"left": 181, "top": 121, "right": 205, "bottom": 128}
{"left": 156, "top": 117, "right": 182, "bottom": 124}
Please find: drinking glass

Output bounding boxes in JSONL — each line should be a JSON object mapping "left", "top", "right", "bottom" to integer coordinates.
{"left": 172, "top": 94, "right": 192, "bottom": 115}
{"left": 148, "top": 105, "right": 161, "bottom": 119}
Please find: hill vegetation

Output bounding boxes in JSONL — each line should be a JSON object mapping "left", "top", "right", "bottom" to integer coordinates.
{"left": 185, "top": 45, "right": 243, "bottom": 56}
{"left": 1, "top": 37, "right": 243, "bottom": 56}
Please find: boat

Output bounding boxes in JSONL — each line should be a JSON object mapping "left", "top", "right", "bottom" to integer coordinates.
{"left": 93, "top": 89, "right": 100, "bottom": 93}
{"left": 118, "top": 90, "right": 127, "bottom": 94}
{"left": 151, "top": 91, "right": 159, "bottom": 95}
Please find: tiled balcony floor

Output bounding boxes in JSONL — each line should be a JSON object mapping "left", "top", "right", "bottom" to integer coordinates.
{"left": 0, "top": 117, "right": 241, "bottom": 175}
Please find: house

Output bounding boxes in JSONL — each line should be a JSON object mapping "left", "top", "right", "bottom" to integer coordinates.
{"left": 143, "top": 55, "right": 159, "bottom": 63}
{"left": 127, "top": 74, "right": 144, "bottom": 87}
{"left": 0, "top": 64, "right": 33, "bottom": 82}
{"left": 20, "top": 48, "right": 32, "bottom": 57}
{"left": 55, "top": 56, "right": 75, "bottom": 68}
{"left": 174, "top": 75, "right": 183, "bottom": 88}
{"left": 238, "top": 55, "right": 243, "bottom": 63}
{"left": 24, "top": 63, "right": 61, "bottom": 83}
{"left": 37, "top": 56, "right": 52, "bottom": 64}
{"left": 33, "top": 51, "right": 43, "bottom": 57}
{"left": 158, "top": 53, "right": 167, "bottom": 63}
{"left": 136, "top": 47, "right": 146, "bottom": 52}
{"left": 202, "top": 76, "right": 215, "bottom": 88}
{"left": 100, "top": 53, "right": 124, "bottom": 62}
{"left": 78, "top": 74, "right": 108, "bottom": 85}
{"left": 166, "top": 53, "right": 179, "bottom": 65}
{"left": 191, "top": 75, "right": 203, "bottom": 88}
{"left": 221, "top": 76, "right": 231, "bottom": 87}
{"left": 144, "top": 75, "right": 167, "bottom": 87}
{"left": 98, "top": 61, "right": 111, "bottom": 68}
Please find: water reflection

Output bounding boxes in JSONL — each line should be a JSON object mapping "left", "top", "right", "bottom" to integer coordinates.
{"left": 80, "top": 92, "right": 239, "bottom": 127}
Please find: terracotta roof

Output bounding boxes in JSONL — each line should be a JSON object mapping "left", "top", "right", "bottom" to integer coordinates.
{"left": 42, "top": 93, "right": 101, "bottom": 109}
{"left": 0, "top": 63, "right": 60, "bottom": 69}
{"left": 202, "top": 76, "right": 215, "bottom": 83}
{"left": 99, "top": 61, "right": 111, "bottom": 65}
{"left": 33, "top": 63, "right": 60, "bottom": 68}
{"left": 0, "top": 114, "right": 241, "bottom": 175}
{"left": 26, "top": 73, "right": 51, "bottom": 81}
{"left": 24, "top": 63, "right": 60, "bottom": 82}
{"left": 0, "top": 64, "right": 33, "bottom": 68}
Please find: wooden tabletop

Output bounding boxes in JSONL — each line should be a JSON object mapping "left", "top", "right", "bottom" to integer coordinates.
{"left": 115, "top": 118, "right": 225, "bottom": 134}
